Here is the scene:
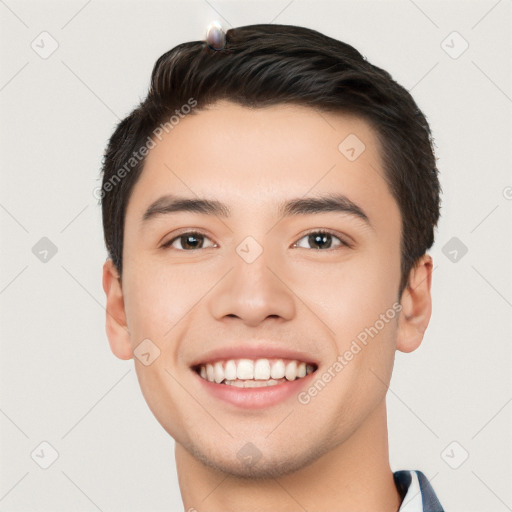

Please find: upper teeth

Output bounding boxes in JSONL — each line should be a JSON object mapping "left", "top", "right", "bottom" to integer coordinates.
{"left": 198, "top": 358, "right": 315, "bottom": 383}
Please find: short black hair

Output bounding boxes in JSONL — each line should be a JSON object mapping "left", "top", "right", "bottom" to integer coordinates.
{"left": 100, "top": 23, "right": 441, "bottom": 298}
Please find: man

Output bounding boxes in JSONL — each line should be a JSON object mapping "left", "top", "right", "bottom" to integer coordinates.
{"left": 100, "top": 23, "right": 443, "bottom": 511}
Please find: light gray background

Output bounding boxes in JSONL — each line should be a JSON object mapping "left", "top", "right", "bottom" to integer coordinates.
{"left": 1, "top": 0, "right": 511, "bottom": 510}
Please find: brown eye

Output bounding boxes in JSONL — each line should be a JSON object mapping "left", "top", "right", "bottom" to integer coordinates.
{"left": 294, "top": 231, "right": 346, "bottom": 250}
{"left": 162, "top": 232, "right": 216, "bottom": 251}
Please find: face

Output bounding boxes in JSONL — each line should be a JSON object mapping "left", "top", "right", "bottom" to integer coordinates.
{"left": 108, "top": 101, "right": 407, "bottom": 477}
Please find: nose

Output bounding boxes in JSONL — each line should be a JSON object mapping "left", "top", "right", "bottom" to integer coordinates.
{"left": 207, "top": 246, "right": 296, "bottom": 327}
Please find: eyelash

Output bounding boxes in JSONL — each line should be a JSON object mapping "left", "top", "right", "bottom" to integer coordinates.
{"left": 160, "top": 229, "right": 351, "bottom": 251}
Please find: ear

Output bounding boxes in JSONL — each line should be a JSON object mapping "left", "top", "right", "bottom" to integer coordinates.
{"left": 396, "top": 254, "right": 433, "bottom": 353}
{"left": 102, "top": 259, "right": 133, "bottom": 360}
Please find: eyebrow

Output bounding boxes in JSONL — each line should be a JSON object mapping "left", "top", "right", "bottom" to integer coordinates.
{"left": 142, "top": 193, "right": 371, "bottom": 226}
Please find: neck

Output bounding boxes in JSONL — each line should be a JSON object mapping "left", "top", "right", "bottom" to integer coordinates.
{"left": 176, "top": 400, "right": 401, "bottom": 512}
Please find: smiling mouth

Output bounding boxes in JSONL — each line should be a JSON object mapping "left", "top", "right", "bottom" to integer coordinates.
{"left": 193, "top": 358, "right": 317, "bottom": 388}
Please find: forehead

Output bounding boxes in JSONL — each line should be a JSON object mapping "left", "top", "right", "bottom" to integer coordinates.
{"left": 127, "top": 100, "right": 396, "bottom": 223}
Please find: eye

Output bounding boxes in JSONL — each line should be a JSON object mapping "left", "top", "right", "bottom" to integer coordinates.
{"left": 293, "top": 230, "right": 348, "bottom": 250}
{"left": 161, "top": 231, "right": 217, "bottom": 251}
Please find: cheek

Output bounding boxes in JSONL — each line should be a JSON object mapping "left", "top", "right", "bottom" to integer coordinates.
{"left": 333, "top": 256, "right": 401, "bottom": 364}
{"left": 121, "top": 260, "right": 194, "bottom": 342}
{"left": 132, "top": 357, "right": 191, "bottom": 442}
{"left": 123, "top": 282, "right": 162, "bottom": 341}
{"left": 326, "top": 251, "right": 400, "bottom": 414}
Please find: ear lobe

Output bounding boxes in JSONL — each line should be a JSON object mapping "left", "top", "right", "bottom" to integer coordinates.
{"left": 396, "top": 254, "right": 433, "bottom": 353}
{"left": 102, "top": 259, "right": 133, "bottom": 360}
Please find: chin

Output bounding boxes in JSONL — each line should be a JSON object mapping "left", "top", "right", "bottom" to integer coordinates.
{"left": 182, "top": 438, "right": 331, "bottom": 480}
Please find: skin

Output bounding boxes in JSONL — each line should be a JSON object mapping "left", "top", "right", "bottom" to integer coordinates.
{"left": 103, "top": 100, "right": 433, "bottom": 512}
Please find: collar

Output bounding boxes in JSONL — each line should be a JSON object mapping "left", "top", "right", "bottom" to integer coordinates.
{"left": 394, "top": 470, "right": 444, "bottom": 512}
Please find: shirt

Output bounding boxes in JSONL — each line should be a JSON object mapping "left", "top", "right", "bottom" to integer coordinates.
{"left": 394, "top": 470, "right": 444, "bottom": 512}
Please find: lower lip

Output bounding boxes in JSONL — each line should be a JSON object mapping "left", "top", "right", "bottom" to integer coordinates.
{"left": 193, "top": 370, "right": 316, "bottom": 409}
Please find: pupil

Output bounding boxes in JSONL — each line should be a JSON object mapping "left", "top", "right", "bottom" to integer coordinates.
{"left": 183, "top": 234, "right": 201, "bottom": 249}
{"left": 309, "top": 233, "right": 331, "bottom": 249}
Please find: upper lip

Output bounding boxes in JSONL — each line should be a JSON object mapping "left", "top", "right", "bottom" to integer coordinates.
{"left": 189, "top": 343, "right": 320, "bottom": 368}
